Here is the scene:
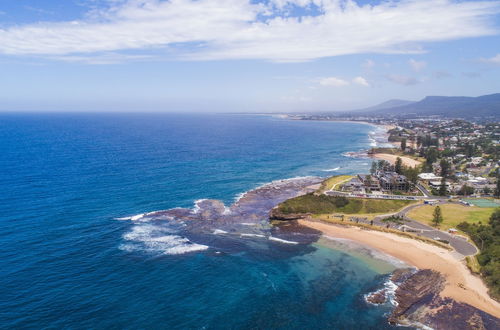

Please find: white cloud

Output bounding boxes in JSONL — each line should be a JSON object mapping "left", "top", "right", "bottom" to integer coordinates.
{"left": 319, "top": 77, "right": 350, "bottom": 87}
{"left": 362, "top": 59, "right": 375, "bottom": 69}
{"left": 0, "top": 0, "right": 498, "bottom": 62}
{"left": 480, "top": 53, "right": 500, "bottom": 65}
{"left": 386, "top": 74, "right": 419, "bottom": 86}
{"left": 408, "top": 58, "right": 427, "bottom": 72}
{"left": 352, "top": 76, "right": 370, "bottom": 87}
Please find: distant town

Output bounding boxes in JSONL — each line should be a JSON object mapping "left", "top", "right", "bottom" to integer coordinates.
{"left": 287, "top": 114, "right": 500, "bottom": 199}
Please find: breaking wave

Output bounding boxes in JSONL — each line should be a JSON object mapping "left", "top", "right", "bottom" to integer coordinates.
{"left": 119, "top": 223, "right": 208, "bottom": 255}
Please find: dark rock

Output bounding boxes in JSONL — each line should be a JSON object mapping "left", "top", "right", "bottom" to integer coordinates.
{"left": 388, "top": 269, "right": 500, "bottom": 329}
{"left": 390, "top": 268, "right": 415, "bottom": 284}
{"left": 389, "top": 269, "right": 445, "bottom": 324}
{"left": 269, "top": 208, "right": 309, "bottom": 221}
{"left": 366, "top": 289, "right": 387, "bottom": 305}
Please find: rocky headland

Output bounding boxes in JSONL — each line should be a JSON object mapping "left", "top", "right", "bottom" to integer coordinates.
{"left": 367, "top": 268, "right": 500, "bottom": 329}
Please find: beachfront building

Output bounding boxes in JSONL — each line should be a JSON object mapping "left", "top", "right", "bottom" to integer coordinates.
{"left": 376, "top": 171, "right": 410, "bottom": 191}
{"left": 357, "top": 174, "right": 381, "bottom": 191}
{"left": 357, "top": 171, "right": 410, "bottom": 192}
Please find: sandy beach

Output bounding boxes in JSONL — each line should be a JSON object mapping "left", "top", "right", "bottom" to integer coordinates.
{"left": 371, "top": 153, "right": 421, "bottom": 168}
{"left": 298, "top": 220, "right": 500, "bottom": 318}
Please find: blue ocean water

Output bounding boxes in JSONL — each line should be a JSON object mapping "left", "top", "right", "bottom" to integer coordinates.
{"left": 0, "top": 113, "right": 402, "bottom": 329}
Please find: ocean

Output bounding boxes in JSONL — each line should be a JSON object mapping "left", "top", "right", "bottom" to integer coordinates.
{"left": 0, "top": 113, "right": 406, "bottom": 329}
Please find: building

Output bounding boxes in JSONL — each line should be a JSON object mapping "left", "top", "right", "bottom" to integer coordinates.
{"left": 377, "top": 171, "right": 410, "bottom": 191}
{"left": 357, "top": 174, "right": 381, "bottom": 191}
{"left": 418, "top": 173, "right": 442, "bottom": 182}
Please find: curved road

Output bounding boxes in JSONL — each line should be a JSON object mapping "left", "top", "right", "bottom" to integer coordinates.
{"left": 343, "top": 202, "right": 478, "bottom": 257}
{"left": 396, "top": 202, "right": 478, "bottom": 256}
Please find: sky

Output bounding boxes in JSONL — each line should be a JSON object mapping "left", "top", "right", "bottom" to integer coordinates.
{"left": 1, "top": 0, "right": 500, "bottom": 112}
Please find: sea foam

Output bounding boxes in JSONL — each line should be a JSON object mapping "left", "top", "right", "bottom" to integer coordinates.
{"left": 121, "top": 223, "right": 208, "bottom": 255}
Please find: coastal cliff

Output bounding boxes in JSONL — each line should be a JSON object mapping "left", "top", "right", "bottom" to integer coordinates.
{"left": 269, "top": 208, "right": 309, "bottom": 221}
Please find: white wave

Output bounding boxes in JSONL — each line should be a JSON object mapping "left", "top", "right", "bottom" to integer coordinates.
{"left": 115, "top": 216, "right": 134, "bottom": 221}
{"left": 240, "top": 233, "right": 266, "bottom": 238}
{"left": 191, "top": 199, "right": 208, "bottom": 214}
{"left": 115, "top": 213, "right": 145, "bottom": 221}
{"left": 268, "top": 236, "right": 298, "bottom": 244}
{"left": 240, "top": 223, "right": 256, "bottom": 226}
{"left": 213, "top": 229, "right": 228, "bottom": 235}
{"left": 234, "top": 192, "right": 248, "bottom": 203}
{"left": 222, "top": 206, "right": 232, "bottom": 215}
{"left": 115, "top": 210, "right": 168, "bottom": 221}
{"left": 364, "top": 276, "right": 401, "bottom": 307}
{"left": 322, "top": 167, "right": 340, "bottom": 172}
{"left": 121, "top": 223, "right": 208, "bottom": 255}
{"left": 385, "top": 278, "right": 400, "bottom": 306}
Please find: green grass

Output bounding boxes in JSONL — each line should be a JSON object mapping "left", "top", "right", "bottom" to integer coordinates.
{"left": 466, "top": 256, "right": 481, "bottom": 274}
{"left": 278, "top": 193, "right": 414, "bottom": 215}
{"left": 407, "top": 203, "right": 495, "bottom": 230}
{"left": 317, "top": 175, "right": 353, "bottom": 194}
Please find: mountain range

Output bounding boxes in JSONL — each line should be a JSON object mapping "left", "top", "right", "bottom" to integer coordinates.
{"left": 359, "top": 93, "right": 500, "bottom": 118}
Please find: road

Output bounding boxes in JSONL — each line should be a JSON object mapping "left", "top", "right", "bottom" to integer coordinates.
{"left": 325, "top": 201, "right": 478, "bottom": 257}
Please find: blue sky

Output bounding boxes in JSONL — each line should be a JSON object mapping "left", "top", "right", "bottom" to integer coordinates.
{"left": 1, "top": 0, "right": 500, "bottom": 112}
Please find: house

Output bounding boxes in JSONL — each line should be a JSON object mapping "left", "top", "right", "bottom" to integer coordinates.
{"left": 429, "top": 180, "right": 450, "bottom": 190}
{"left": 470, "top": 157, "right": 483, "bottom": 166}
{"left": 418, "top": 173, "right": 442, "bottom": 182}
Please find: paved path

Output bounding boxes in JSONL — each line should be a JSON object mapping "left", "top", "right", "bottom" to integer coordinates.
{"left": 326, "top": 202, "right": 478, "bottom": 257}
{"left": 396, "top": 202, "right": 478, "bottom": 256}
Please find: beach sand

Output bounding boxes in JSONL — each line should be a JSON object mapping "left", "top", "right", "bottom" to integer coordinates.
{"left": 298, "top": 220, "right": 500, "bottom": 318}
{"left": 371, "top": 153, "right": 421, "bottom": 168}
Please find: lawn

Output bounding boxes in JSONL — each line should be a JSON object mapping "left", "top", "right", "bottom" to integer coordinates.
{"left": 278, "top": 193, "right": 415, "bottom": 215}
{"left": 407, "top": 203, "right": 496, "bottom": 230}
{"left": 317, "top": 175, "right": 353, "bottom": 194}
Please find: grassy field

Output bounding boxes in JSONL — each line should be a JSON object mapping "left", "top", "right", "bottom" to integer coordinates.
{"left": 278, "top": 193, "right": 414, "bottom": 215}
{"left": 317, "top": 175, "right": 353, "bottom": 194}
{"left": 407, "top": 203, "right": 496, "bottom": 230}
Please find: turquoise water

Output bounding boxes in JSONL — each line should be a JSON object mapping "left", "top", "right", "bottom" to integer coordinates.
{"left": 0, "top": 113, "right": 402, "bottom": 329}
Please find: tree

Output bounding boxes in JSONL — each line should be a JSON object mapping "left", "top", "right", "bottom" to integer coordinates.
{"left": 439, "top": 178, "right": 448, "bottom": 196}
{"left": 370, "top": 161, "right": 377, "bottom": 175}
{"left": 403, "top": 166, "right": 420, "bottom": 185}
{"left": 401, "top": 138, "right": 407, "bottom": 152}
{"left": 417, "top": 136, "right": 423, "bottom": 148}
{"left": 425, "top": 148, "right": 439, "bottom": 165}
{"left": 378, "top": 160, "right": 390, "bottom": 171}
{"left": 440, "top": 159, "right": 450, "bottom": 178}
{"left": 495, "top": 175, "right": 500, "bottom": 198}
{"left": 483, "top": 186, "right": 491, "bottom": 195}
{"left": 395, "top": 157, "right": 403, "bottom": 174}
{"left": 458, "top": 184, "right": 474, "bottom": 196}
{"left": 432, "top": 206, "right": 444, "bottom": 227}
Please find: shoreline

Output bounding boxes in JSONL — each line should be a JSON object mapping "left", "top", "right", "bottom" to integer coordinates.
{"left": 370, "top": 153, "right": 422, "bottom": 168}
{"left": 298, "top": 219, "right": 500, "bottom": 318}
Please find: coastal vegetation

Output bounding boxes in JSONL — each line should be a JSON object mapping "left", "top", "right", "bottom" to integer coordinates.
{"left": 457, "top": 208, "right": 500, "bottom": 300}
{"left": 317, "top": 175, "right": 353, "bottom": 194}
{"left": 407, "top": 204, "right": 495, "bottom": 231}
{"left": 277, "top": 193, "right": 414, "bottom": 215}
